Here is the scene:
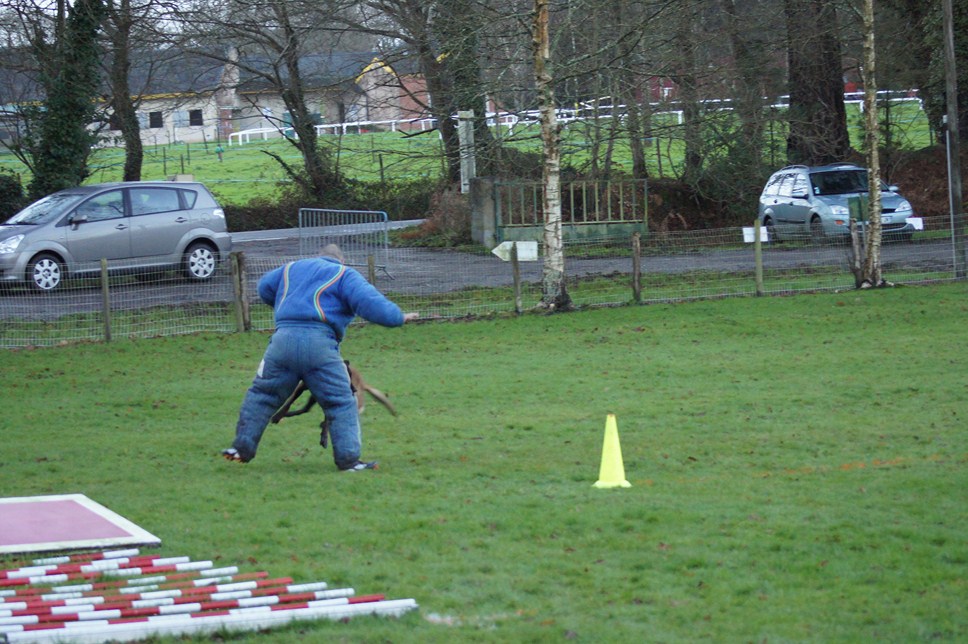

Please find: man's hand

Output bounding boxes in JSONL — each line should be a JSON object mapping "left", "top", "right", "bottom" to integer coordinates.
{"left": 403, "top": 312, "right": 420, "bottom": 323}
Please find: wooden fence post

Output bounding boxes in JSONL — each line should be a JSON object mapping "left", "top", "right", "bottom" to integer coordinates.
{"left": 230, "top": 251, "right": 251, "bottom": 332}
{"left": 631, "top": 232, "right": 642, "bottom": 303}
{"left": 753, "top": 221, "right": 764, "bottom": 296}
{"left": 511, "top": 242, "right": 522, "bottom": 314}
{"left": 100, "top": 259, "right": 112, "bottom": 342}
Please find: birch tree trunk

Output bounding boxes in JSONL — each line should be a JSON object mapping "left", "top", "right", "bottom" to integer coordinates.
{"left": 533, "top": 0, "right": 571, "bottom": 310}
{"left": 859, "top": 0, "right": 886, "bottom": 287}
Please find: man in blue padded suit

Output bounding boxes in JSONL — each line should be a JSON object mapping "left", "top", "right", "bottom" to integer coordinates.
{"left": 222, "top": 244, "right": 418, "bottom": 471}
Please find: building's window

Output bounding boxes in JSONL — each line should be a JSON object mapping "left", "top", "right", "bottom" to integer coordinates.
{"left": 176, "top": 110, "right": 204, "bottom": 127}
{"left": 148, "top": 112, "right": 163, "bottom": 128}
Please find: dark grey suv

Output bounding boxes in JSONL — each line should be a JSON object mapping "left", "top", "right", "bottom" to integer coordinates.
{"left": 0, "top": 181, "right": 232, "bottom": 291}
{"left": 758, "top": 164, "right": 916, "bottom": 242}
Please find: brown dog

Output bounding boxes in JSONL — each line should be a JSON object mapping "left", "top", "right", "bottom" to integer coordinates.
{"left": 269, "top": 361, "right": 396, "bottom": 447}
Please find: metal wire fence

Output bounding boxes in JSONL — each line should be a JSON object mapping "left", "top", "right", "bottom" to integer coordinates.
{"left": 0, "top": 215, "right": 962, "bottom": 349}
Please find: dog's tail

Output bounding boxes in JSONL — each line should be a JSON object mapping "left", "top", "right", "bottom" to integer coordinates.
{"left": 365, "top": 385, "right": 398, "bottom": 416}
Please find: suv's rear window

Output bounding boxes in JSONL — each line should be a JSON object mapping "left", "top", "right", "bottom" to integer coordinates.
{"left": 179, "top": 189, "right": 198, "bottom": 209}
{"left": 763, "top": 173, "right": 786, "bottom": 196}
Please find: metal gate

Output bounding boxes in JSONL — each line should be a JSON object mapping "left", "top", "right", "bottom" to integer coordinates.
{"left": 492, "top": 178, "right": 647, "bottom": 242}
{"left": 297, "top": 209, "right": 391, "bottom": 277}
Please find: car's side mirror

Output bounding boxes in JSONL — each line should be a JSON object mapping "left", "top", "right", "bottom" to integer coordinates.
{"left": 69, "top": 213, "right": 89, "bottom": 229}
{"left": 791, "top": 191, "right": 809, "bottom": 200}
{"left": 887, "top": 185, "right": 899, "bottom": 192}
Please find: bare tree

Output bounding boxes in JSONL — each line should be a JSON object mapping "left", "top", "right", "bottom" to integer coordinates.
{"left": 784, "top": 0, "right": 850, "bottom": 165}
{"left": 721, "top": 0, "right": 766, "bottom": 169}
{"left": 667, "top": 0, "right": 706, "bottom": 184}
{"left": 334, "top": 0, "right": 504, "bottom": 184}
{"left": 102, "top": 0, "right": 153, "bottom": 181}
{"left": 849, "top": 0, "right": 887, "bottom": 288}
{"left": 175, "top": 0, "right": 344, "bottom": 201}
{"left": 578, "top": 0, "right": 656, "bottom": 181}
{"left": 2, "top": 0, "right": 106, "bottom": 198}
{"left": 532, "top": 0, "right": 569, "bottom": 310}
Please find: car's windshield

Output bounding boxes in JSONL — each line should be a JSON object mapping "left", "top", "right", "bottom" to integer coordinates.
{"left": 810, "top": 170, "right": 869, "bottom": 196}
{"left": 4, "top": 193, "right": 85, "bottom": 225}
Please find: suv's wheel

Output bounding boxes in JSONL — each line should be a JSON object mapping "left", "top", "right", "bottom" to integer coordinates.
{"left": 28, "top": 253, "right": 64, "bottom": 291}
{"left": 763, "top": 216, "right": 778, "bottom": 242}
{"left": 809, "top": 216, "right": 826, "bottom": 244}
{"left": 183, "top": 242, "right": 217, "bottom": 281}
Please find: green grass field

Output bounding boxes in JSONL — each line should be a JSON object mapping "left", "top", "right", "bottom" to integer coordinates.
{"left": 1, "top": 282, "right": 965, "bottom": 641}
{"left": 0, "top": 99, "right": 932, "bottom": 209}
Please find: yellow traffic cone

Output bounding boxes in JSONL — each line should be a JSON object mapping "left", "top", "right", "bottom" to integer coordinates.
{"left": 594, "top": 414, "right": 631, "bottom": 488}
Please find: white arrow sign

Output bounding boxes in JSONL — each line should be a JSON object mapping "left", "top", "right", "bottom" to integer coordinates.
{"left": 491, "top": 241, "right": 538, "bottom": 261}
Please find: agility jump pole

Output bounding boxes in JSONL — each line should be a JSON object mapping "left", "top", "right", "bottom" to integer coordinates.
{"left": 0, "top": 554, "right": 183, "bottom": 581}
{"left": 0, "top": 567, "right": 247, "bottom": 600}
{"left": 0, "top": 577, "right": 313, "bottom": 619}
{"left": 0, "top": 551, "right": 417, "bottom": 642}
{"left": 0, "top": 577, "right": 319, "bottom": 613}
{"left": 2, "top": 596, "right": 418, "bottom": 644}
{"left": 0, "top": 571, "right": 269, "bottom": 605}
{"left": 5, "top": 549, "right": 142, "bottom": 569}
{"left": 0, "top": 586, "right": 359, "bottom": 627}
{"left": 0, "top": 559, "right": 216, "bottom": 588}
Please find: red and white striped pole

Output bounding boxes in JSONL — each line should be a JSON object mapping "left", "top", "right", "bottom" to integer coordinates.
{"left": 0, "top": 554, "right": 180, "bottom": 581}
{"left": 2, "top": 549, "right": 142, "bottom": 572}
{"left": 2, "top": 596, "right": 418, "bottom": 643}
{"left": 0, "top": 586, "right": 358, "bottom": 627}
{"left": 0, "top": 577, "right": 310, "bottom": 619}
{"left": 0, "top": 550, "right": 417, "bottom": 642}
{"left": 0, "top": 567, "right": 246, "bottom": 601}
{"left": 0, "top": 559, "right": 216, "bottom": 588}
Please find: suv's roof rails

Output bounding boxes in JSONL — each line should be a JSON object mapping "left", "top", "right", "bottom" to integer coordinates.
{"left": 811, "top": 162, "right": 862, "bottom": 170}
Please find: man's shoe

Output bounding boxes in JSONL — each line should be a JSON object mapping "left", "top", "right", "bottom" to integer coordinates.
{"left": 339, "top": 460, "right": 378, "bottom": 472}
{"left": 221, "top": 448, "right": 249, "bottom": 463}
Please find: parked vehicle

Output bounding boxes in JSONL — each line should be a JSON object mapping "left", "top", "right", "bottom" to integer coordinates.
{"left": 758, "top": 164, "right": 916, "bottom": 242}
{"left": 0, "top": 181, "right": 231, "bottom": 291}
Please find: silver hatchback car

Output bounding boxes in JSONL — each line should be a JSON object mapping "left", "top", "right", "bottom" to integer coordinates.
{"left": 758, "top": 164, "right": 916, "bottom": 242}
{"left": 0, "top": 181, "right": 232, "bottom": 291}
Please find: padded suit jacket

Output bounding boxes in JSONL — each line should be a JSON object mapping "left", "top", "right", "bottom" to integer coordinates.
{"left": 258, "top": 257, "right": 404, "bottom": 340}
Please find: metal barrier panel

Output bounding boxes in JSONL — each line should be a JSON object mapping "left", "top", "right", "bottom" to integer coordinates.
{"left": 494, "top": 179, "right": 647, "bottom": 228}
{"left": 297, "top": 209, "right": 391, "bottom": 276}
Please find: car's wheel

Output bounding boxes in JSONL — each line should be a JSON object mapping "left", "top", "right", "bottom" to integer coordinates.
{"left": 28, "top": 253, "right": 64, "bottom": 292}
{"left": 763, "top": 216, "right": 779, "bottom": 243}
{"left": 809, "top": 216, "right": 826, "bottom": 244}
{"left": 183, "top": 241, "right": 218, "bottom": 281}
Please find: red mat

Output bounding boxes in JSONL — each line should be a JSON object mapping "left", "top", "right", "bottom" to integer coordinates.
{"left": 0, "top": 494, "right": 160, "bottom": 555}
